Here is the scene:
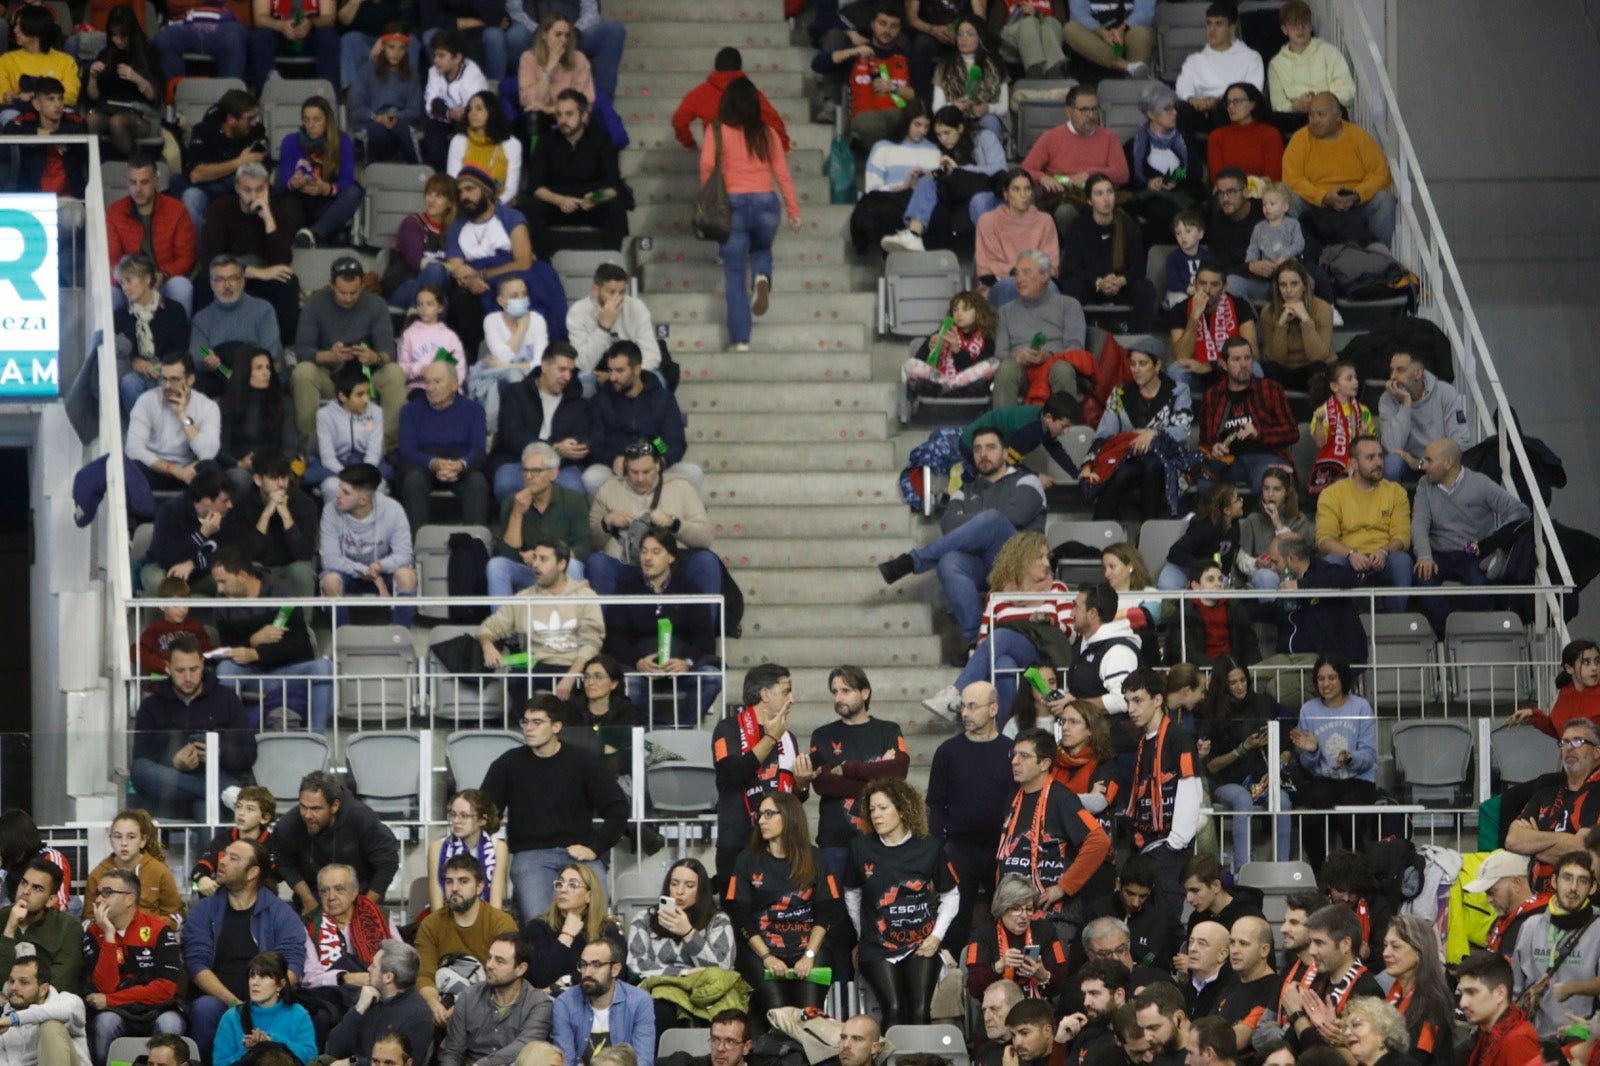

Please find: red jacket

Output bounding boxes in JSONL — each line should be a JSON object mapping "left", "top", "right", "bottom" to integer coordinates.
{"left": 83, "top": 911, "right": 182, "bottom": 1006}
{"left": 106, "top": 193, "right": 197, "bottom": 283}
{"left": 672, "top": 70, "right": 790, "bottom": 153}
{"left": 849, "top": 52, "right": 910, "bottom": 118}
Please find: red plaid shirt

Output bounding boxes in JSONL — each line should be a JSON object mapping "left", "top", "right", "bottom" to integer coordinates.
{"left": 1198, "top": 376, "right": 1300, "bottom": 461}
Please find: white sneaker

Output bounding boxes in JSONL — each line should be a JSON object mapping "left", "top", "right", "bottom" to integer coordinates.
{"left": 728, "top": 342, "right": 750, "bottom": 353}
{"left": 881, "top": 228, "right": 925, "bottom": 253}
{"left": 1125, "top": 60, "right": 1149, "bottom": 78}
{"left": 220, "top": 785, "right": 241, "bottom": 810}
{"left": 921, "top": 684, "right": 960, "bottom": 721}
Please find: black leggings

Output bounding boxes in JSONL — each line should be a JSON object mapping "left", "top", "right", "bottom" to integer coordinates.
{"left": 858, "top": 953, "right": 942, "bottom": 1028}
{"left": 735, "top": 945, "right": 827, "bottom": 1019}
{"left": 1092, "top": 453, "right": 1169, "bottom": 521}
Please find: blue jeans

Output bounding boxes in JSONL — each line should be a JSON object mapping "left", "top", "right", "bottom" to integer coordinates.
{"left": 1197, "top": 451, "right": 1284, "bottom": 495}
{"left": 485, "top": 554, "right": 585, "bottom": 597}
{"left": 290, "top": 184, "right": 366, "bottom": 241}
{"left": 718, "top": 192, "right": 781, "bottom": 345}
{"left": 92, "top": 1010, "right": 185, "bottom": 1066}
{"left": 625, "top": 660, "right": 723, "bottom": 728}
{"left": 910, "top": 509, "right": 1016, "bottom": 642}
{"left": 1156, "top": 562, "right": 1189, "bottom": 591}
{"left": 1213, "top": 782, "right": 1292, "bottom": 871}
{"left": 361, "top": 118, "right": 420, "bottom": 163}
{"left": 492, "top": 460, "right": 585, "bottom": 500}
{"left": 1326, "top": 550, "right": 1414, "bottom": 613}
{"left": 247, "top": 26, "right": 340, "bottom": 89}
{"left": 305, "top": 459, "right": 392, "bottom": 499}
{"left": 1415, "top": 548, "right": 1489, "bottom": 635}
{"left": 179, "top": 185, "right": 214, "bottom": 237}
{"left": 341, "top": 31, "right": 422, "bottom": 88}
{"left": 511, "top": 847, "right": 607, "bottom": 924}
{"left": 905, "top": 175, "right": 938, "bottom": 227}
{"left": 578, "top": 20, "right": 625, "bottom": 100}
{"left": 155, "top": 21, "right": 248, "bottom": 79}
{"left": 586, "top": 550, "right": 720, "bottom": 597}
{"left": 120, "top": 370, "right": 155, "bottom": 418}
{"left": 190, "top": 995, "right": 231, "bottom": 1063}
{"left": 1383, "top": 452, "right": 1423, "bottom": 486}
{"left": 130, "top": 758, "right": 244, "bottom": 824}
{"left": 968, "top": 191, "right": 998, "bottom": 224}
{"left": 215, "top": 657, "right": 333, "bottom": 731}
{"left": 956, "top": 628, "right": 1040, "bottom": 728}
{"left": 421, "top": 23, "right": 530, "bottom": 82}
{"left": 389, "top": 262, "right": 449, "bottom": 313}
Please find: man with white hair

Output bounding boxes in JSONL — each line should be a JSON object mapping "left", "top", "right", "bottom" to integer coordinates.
{"left": 1412, "top": 437, "right": 1529, "bottom": 635}
{"left": 991, "top": 250, "right": 1088, "bottom": 407}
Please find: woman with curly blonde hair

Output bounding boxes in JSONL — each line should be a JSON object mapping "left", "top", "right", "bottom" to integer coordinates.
{"left": 846, "top": 778, "right": 958, "bottom": 1028}
{"left": 925, "top": 530, "right": 1074, "bottom": 728}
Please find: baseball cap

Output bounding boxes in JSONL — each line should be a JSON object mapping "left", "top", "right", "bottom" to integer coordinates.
{"left": 1464, "top": 849, "right": 1530, "bottom": 894}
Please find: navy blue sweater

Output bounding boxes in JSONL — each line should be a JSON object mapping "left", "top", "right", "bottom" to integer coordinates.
{"left": 589, "top": 375, "right": 688, "bottom": 469}
{"left": 396, "top": 394, "right": 487, "bottom": 471}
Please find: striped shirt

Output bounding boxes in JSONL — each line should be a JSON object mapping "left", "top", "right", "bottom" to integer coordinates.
{"left": 978, "top": 581, "right": 1074, "bottom": 644}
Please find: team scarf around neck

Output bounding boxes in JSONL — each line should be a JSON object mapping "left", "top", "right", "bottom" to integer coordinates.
{"left": 994, "top": 920, "right": 1044, "bottom": 997}
{"left": 1488, "top": 893, "right": 1551, "bottom": 952}
{"left": 312, "top": 894, "right": 389, "bottom": 969}
{"left": 1467, "top": 1004, "right": 1532, "bottom": 1066}
{"left": 1277, "top": 957, "right": 1318, "bottom": 1025}
{"left": 1001, "top": 779, "right": 1057, "bottom": 904}
{"left": 1311, "top": 395, "right": 1360, "bottom": 491}
{"left": 737, "top": 704, "right": 795, "bottom": 819}
{"left": 441, "top": 832, "right": 497, "bottom": 899}
{"left": 1320, "top": 961, "right": 1370, "bottom": 1014}
{"left": 1190, "top": 292, "right": 1238, "bottom": 367}
{"left": 1125, "top": 715, "right": 1174, "bottom": 832}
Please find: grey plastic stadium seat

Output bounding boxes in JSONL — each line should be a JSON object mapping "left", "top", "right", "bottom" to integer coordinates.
{"left": 445, "top": 729, "right": 521, "bottom": 791}
{"left": 1391, "top": 720, "right": 1474, "bottom": 810}
{"left": 172, "top": 78, "right": 248, "bottom": 130}
{"left": 1445, "top": 611, "right": 1530, "bottom": 713}
{"left": 414, "top": 525, "right": 493, "bottom": 621}
{"left": 333, "top": 624, "right": 418, "bottom": 724}
{"left": 346, "top": 731, "right": 422, "bottom": 816}
{"left": 1361, "top": 612, "right": 1440, "bottom": 710}
{"left": 551, "top": 250, "right": 631, "bottom": 302}
{"left": 1137, "top": 519, "right": 1188, "bottom": 577}
{"left": 879, "top": 250, "right": 963, "bottom": 337}
{"left": 252, "top": 733, "right": 331, "bottom": 805}
{"left": 1046, "top": 517, "right": 1124, "bottom": 585}
{"left": 1491, "top": 725, "right": 1558, "bottom": 789}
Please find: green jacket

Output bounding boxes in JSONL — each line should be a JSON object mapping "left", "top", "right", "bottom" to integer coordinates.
{"left": 639, "top": 967, "right": 749, "bottom": 1023}
{"left": 0, "top": 908, "right": 83, "bottom": 994}
{"left": 494, "top": 484, "right": 592, "bottom": 562}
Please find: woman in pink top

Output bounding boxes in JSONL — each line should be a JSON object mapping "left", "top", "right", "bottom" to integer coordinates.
{"left": 517, "top": 13, "right": 593, "bottom": 137}
{"left": 974, "top": 168, "right": 1061, "bottom": 308}
{"left": 699, "top": 78, "right": 801, "bottom": 352}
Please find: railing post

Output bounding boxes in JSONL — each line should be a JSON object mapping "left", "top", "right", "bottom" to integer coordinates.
{"left": 204, "top": 730, "right": 220, "bottom": 827}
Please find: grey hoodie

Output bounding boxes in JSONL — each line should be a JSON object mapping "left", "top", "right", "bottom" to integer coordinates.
{"left": 319, "top": 494, "right": 414, "bottom": 576}
{"left": 1378, "top": 369, "right": 1471, "bottom": 458}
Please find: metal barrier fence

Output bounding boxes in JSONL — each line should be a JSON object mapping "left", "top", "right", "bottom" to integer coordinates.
{"left": 1308, "top": 0, "right": 1576, "bottom": 638}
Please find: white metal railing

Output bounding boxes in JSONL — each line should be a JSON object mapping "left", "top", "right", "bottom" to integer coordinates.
{"left": 1308, "top": 1, "right": 1576, "bottom": 640}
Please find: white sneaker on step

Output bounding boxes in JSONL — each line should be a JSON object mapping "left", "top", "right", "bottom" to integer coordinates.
{"left": 881, "top": 228, "right": 925, "bottom": 253}
{"left": 921, "top": 684, "right": 960, "bottom": 721}
{"left": 1125, "top": 60, "right": 1149, "bottom": 78}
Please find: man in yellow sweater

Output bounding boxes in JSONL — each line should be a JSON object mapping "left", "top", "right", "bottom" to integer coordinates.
{"left": 1282, "top": 93, "right": 1395, "bottom": 246}
{"left": 1314, "top": 434, "right": 1412, "bottom": 610}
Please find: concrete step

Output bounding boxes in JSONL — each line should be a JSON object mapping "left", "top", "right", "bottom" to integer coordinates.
{"left": 741, "top": 602, "right": 932, "bottom": 637}
{"left": 788, "top": 665, "right": 957, "bottom": 708}
{"left": 625, "top": 119, "right": 836, "bottom": 153}
{"left": 704, "top": 470, "right": 899, "bottom": 506}
{"left": 711, "top": 505, "right": 915, "bottom": 539}
{"left": 613, "top": 0, "right": 791, "bottom": 22}
{"left": 615, "top": 72, "right": 805, "bottom": 100}
{"left": 666, "top": 322, "right": 868, "bottom": 352}
{"left": 737, "top": 566, "right": 919, "bottom": 605}
{"left": 618, "top": 45, "right": 812, "bottom": 75}
{"left": 681, "top": 381, "right": 894, "bottom": 415}
{"left": 639, "top": 234, "right": 848, "bottom": 267}
{"left": 715, "top": 536, "right": 907, "bottom": 568}
{"left": 687, "top": 412, "right": 890, "bottom": 443}
{"left": 609, "top": 20, "right": 794, "bottom": 47}
{"left": 644, "top": 262, "right": 863, "bottom": 296}
{"left": 675, "top": 349, "right": 870, "bottom": 381}
{"left": 696, "top": 440, "right": 894, "bottom": 471}
{"left": 632, "top": 201, "right": 852, "bottom": 239}
{"left": 628, "top": 173, "right": 830, "bottom": 209}
{"left": 622, "top": 148, "right": 823, "bottom": 179}
{"left": 725, "top": 634, "right": 942, "bottom": 669}
{"left": 651, "top": 288, "right": 872, "bottom": 323}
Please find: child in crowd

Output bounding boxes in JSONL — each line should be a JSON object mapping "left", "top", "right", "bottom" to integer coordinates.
{"left": 421, "top": 30, "right": 487, "bottom": 171}
{"left": 82, "top": 808, "right": 184, "bottom": 921}
{"left": 307, "top": 363, "right": 388, "bottom": 499}
{"left": 1164, "top": 210, "right": 1217, "bottom": 307}
{"left": 468, "top": 275, "right": 548, "bottom": 433}
{"left": 1240, "top": 182, "right": 1305, "bottom": 302}
{"left": 903, "top": 290, "right": 998, "bottom": 398}
{"left": 1309, "top": 359, "right": 1375, "bottom": 493}
{"left": 132, "top": 576, "right": 212, "bottom": 673}
{"left": 189, "top": 785, "right": 277, "bottom": 896}
{"left": 349, "top": 32, "right": 422, "bottom": 164}
{"left": 396, "top": 284, "right": 466, "bottom": 393}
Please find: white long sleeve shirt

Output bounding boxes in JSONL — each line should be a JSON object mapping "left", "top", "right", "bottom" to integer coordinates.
{"left": 1175, "top": 38, "right": 1265, "bottom": 101}
{"left": 0, "top": 987, "right": 89, "bottom": 1066}
{"left": 565, "top": 296, "right": 660, "bottom": 375}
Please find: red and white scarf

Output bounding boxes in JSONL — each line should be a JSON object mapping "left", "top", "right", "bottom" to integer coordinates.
{"left": 737, "top": 704, "right": 796, "bottom": 821}
{"left": 1310, "top": 396, "right": 1360, "bottom": 493}
{"left": 1190, "top": 293, "right": 1238, "bottom": 367}
{"left": 311, "top": 895, "right": 389, "bottom": 969}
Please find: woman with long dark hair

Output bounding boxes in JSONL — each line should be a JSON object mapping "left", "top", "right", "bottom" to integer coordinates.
{"left": 565, "top": 653, "right": 642, "bottom": 779}
{"left": 219, "top": 348, "right": 295, "bottom": 496}
{"left": 1079, "top": 341, "right": 1194, "bottom": 521}
{"left": 349, "top": 32, "right": 421, "bottom": 164}
{"left": 1293, "top": 654, "right": 1378, "bottom": 863}
{"left": 701, "top": 77, "right": 799, "bottom": 353}
{"left": 1507, "top": 638, "right": 1600, "bottom": 737}
{"left": 1261, "top": 258, "right": 1335, "bottom": 393}
{"left": 1156, "top": 483, "right": 1244, "bottom": 590}
{"left": 277, "top": 95, "right": 363, "bottom": 249}
{"left": 1234, "top": 466, "right": 1314, "bottom": 589}
{"left": 845, "top": 778, "right": 959, "bottom": 1028}
{"left": 0, "top": 810, "right": 70, "bottom": 911}
{"left": 1199, "top": 655, "right": 1293, "bottom": 871}
{"left": 448, "top": 90, "right": 521, "bottom": 205}
{"left": 725, "top": 791, "right": 839, "bottom": 1013}
{"left": 931, "top": 17, "right": 1007, "bottom": 138}
{"left": 1380, "top": 916, "right": 1455, "bottom": 1065}
{"left": 854, "top": 100, "right": 939, "bottom": 256}
{"left": 627, "top": 858, "right": 735, "bottom": 1031}
{"left": 1052, "top": 699, "right": 1118, "bottom": 836}
{"left": 1061, "top": 173, "right": 1156, "bottom": 331}
{"left": 85, "top": 6, "right": 163, "bottom": 157}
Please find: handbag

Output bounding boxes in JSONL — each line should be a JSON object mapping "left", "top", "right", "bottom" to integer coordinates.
{"left": 692, "top": 123, "right": 732, "bottom": 243}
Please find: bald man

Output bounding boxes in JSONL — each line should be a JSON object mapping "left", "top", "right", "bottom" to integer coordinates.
{"left": 1183, "top": 921, "right": 1233, "bottom": 1018}
{"left": 1217, "top": 916, "right": 1278, "bottom": 1053}
{"left": 1412, "top": 436, "right": 1530, "bottom": 635}
{"left": 1281, "top": 92, "right": 1396, "bottom": 245}
{"left": 837, "top": 1015, "right": 883, "bottom": 1066}
{"left": 926, "top": 680, "right": 1013, "bottom": 947}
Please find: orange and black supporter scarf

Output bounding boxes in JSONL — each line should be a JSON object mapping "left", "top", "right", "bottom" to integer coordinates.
{"left": 1276, "top": 957, "right": 1317, "bottom": 1025}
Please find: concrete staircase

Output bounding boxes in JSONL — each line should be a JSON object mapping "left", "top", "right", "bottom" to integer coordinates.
{"left": 611, "top": 0, "right": 960, "bottom": 784}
